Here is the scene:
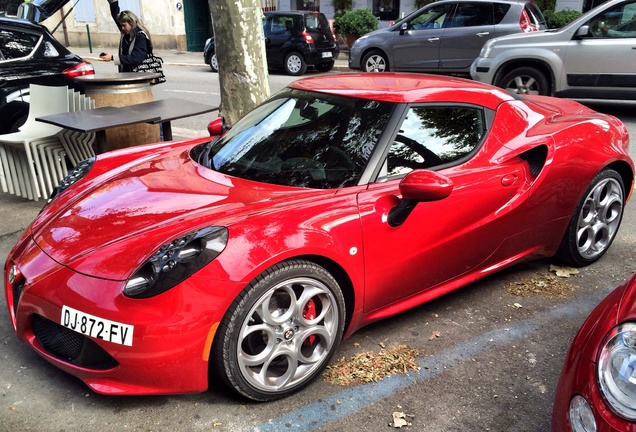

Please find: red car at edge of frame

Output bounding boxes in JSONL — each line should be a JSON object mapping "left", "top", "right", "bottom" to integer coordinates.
{"left": 4, "top": 73, "right": 635, "bottom": 401}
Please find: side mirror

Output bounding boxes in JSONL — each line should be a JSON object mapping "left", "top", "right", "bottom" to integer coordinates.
{"left": 207, "top": 117, "right": 226, "bottom": 136}
{"left": 388, "top": 170, "right": 453, "bottom": 227}
{"left": 399, "top": 22, "right": 408, "bottom": 35}
{"left": 575, "top": 25, "right": 590, "bottom": 38}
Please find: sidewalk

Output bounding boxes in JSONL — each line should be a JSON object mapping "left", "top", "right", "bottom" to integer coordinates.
{"left": 69, "top": 45, "right": 351, "bottom": 72}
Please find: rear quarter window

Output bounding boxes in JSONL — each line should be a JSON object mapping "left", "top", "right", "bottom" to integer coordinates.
{"left": 493, "top": 4, "right": 511, "bottom": 24}
{"left": 0, "top": 28, "right": 40, "bottom": 61}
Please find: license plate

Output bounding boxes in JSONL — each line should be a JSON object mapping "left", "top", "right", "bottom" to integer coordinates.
{"left": 322, "top": 52, "right": 333, "bottom": 58}
{"left": 61, "top": 305, "right": 134, "bottom": 346}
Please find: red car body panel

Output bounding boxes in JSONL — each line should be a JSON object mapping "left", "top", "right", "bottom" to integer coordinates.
{"left": 4, "top": 73, "right": 634, "bottom": 395}
{"left": 552, "top": 274, "right": 636, "bottom": 431}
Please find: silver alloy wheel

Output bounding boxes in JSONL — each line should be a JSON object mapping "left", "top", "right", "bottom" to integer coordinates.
{"left": 211, "top": 54, "right": 218, "bottom": 72}
{"left": 504, "top": 75, "right": 540, "bottom": 95}
{"left": 286, "top": 54, "right": 303, "bottom": 74}
{"left": 236, "top": 276, "right": 339, "bottom": 393}
{"left": 365, "top": 54, "right": 386, "bottom": 72}
{"left": 576, "top": 177, "right": 624, "bottom": 260}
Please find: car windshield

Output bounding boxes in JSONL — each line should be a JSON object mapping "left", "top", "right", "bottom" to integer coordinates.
{"left": 193, "top": 89, "right": 394, "bottom": 189}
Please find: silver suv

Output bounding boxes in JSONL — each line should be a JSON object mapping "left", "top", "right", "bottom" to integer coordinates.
{"left": 471, "top": 0, "right": 636, "bottom": 99}
{"left": 348, "top": 0, "right": 545, "bottom": 74}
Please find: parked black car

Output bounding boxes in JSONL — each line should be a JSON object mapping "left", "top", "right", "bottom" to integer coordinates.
{"left": 0, "top": 13, "right": 94, "bottom": 134}
{"left": 204, "top": 11, "right": 339, "bottom": 76}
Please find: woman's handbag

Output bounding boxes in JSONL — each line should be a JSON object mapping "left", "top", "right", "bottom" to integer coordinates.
{"left": 132, "top": 52, "right": 166, "bottom": 85}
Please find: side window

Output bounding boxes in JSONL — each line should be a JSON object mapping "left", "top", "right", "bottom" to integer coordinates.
{"left": 270, "top": 16, "right": 294, "bottom": 33}
{"left": 493, "top": 4, "right": 511, "bottom": 24}
{"left": 409, "top": 4, "right": 452, "bottom": 30}
{"left": 0, "top": 29, "right": 40, "bottom": 61}
{"left": 384, "top": 106, "right": 485, "bottom": 177}
{"left": 588, "top": 1, "right": 636, "bottom": 38}
{"left": 448, "top": 3, "right": 493, "bottom": 28}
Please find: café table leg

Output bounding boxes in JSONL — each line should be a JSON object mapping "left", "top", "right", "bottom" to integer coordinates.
{"left": 161, "top": 121, "right": 173, "bottom": 141}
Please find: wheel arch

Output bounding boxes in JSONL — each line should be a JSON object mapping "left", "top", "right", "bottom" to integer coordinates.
{"left": 493, "top": 59, "right": 556, "bottom": 96}
{"left": 607, "top": 160, "right": 635, "bottom": 201}
{"left": 282, "top": 254, "right": 356, "bottom": 334}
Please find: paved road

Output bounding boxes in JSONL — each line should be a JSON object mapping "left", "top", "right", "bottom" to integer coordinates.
{"left": 1, "top": 57, "right": 636, "bottom": 431}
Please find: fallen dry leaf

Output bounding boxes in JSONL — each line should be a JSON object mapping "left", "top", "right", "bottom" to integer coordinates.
{"left": 549, "top": 265, "right": 580, "bottom": 278}
{"left": 428, "top": 331, "right": 441, "bottom": 341}
{"left": 392, "top": 411, "right": 411, "bottom": 428}
{"left": 506, "top": 272, "right": 576, "bottom": 298}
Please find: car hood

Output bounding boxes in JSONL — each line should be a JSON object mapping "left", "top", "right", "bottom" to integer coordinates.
{"left": 17, "top": 0, "right": 69, "bottom": 23}
{"left": 30, "top": 140, "right": 327, "bottom": 280}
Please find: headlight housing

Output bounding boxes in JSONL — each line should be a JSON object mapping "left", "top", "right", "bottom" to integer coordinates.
{"left": 48, "top": 157, "right": 95, "bottom": 203}
{"left": 124, "top": 226, "right": 228, "bottom": 298}
{"left": 598, "top": 322, "right": 636, "bottom": 420}
{"left": 479, "top": 40, "right": 495, "bottom": 59}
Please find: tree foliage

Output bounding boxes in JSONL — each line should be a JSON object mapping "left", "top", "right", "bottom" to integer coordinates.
{"left": 333, "top": 8, "right": 378, "bottom": 35}
{"left": 543, "top": 9, "right": 583, "bottom": 28}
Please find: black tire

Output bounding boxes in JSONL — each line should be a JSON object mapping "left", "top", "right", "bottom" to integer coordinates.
{"left": 212, "top": 260, "right": 345, "bottom": 401}
{"left": 210, "top": 53, "right": 218, "bottom": 73}
{"left": 314, "top": 60, "right": 334, "bottom": 73}
{"left": 496, "top": 67, "right": 549, "bottom": 96}
{"left": 362, "top": 50, "right": 388, "bottom": 73}
{"left": 556, "top": 169, "right": 625, "bottom": 267}
{"left": 284, "top": 52, "right": 307, "bottom": 76}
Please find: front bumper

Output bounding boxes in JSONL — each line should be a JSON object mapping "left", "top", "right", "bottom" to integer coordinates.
{"left": 4, "top": 234, "right": 242, "bottom": 395}
{"left": 470, "top": 57, "right": 497, "bottom": 85}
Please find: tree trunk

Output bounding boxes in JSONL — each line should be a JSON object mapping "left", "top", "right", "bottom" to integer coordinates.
{"left": 209, "top": 0, "right": 270, "bottom": 127}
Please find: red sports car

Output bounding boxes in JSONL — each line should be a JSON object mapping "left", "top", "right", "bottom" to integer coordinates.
{"left": 553, "top": 273, "right": 636, "bottom": 432}
{"left": 3, "top": 73, "right": 634, "bottom": 401}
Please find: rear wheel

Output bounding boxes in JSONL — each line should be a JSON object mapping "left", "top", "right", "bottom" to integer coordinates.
{"left": 314, "top": 60, "right": 334, "bottom": 72}
{"left": 556, "top": 169, "right": 625, "bottom": 266}
{"left": 497, "top": 67, "right": 549, "bottom": 96}
{"left": 284, "top": 52, "right": 307, "bottom": 76}
{"left": 212, "top": 260, "right": 345, "bottom": 401}
{"left": 362, "top": 50, "right": 388, "bottom": 72}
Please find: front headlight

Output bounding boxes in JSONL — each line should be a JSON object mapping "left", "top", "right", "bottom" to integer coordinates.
{"left": 48, "top": 157, "right": 95, "bottom": 203}
{"left": 598, "top": 322, "right": 636, "bottom": 420}
{"left": 124, "top": 226, "right": 228, "bottom": 298}
{"left": 479, "top": 40, "right": 495, "bottom": 59}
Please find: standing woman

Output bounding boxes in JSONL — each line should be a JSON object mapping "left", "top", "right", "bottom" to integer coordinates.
{"left": 99, "top": 0, "right": 152, "bottom": 71}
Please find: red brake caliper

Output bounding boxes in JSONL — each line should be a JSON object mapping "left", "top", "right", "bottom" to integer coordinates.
{"left": 302, "top": 299, "right": 316, "bottom": 346}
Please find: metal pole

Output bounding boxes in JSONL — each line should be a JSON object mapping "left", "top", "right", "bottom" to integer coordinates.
{"left": 86, "top": 24, "right": 92, "bottom": 53}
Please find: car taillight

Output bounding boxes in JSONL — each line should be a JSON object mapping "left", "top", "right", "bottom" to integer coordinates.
{"left": 63, "top": 61, "right": 95, "bottom": 78}
{"left": 519, "top": 9, "right": 538, "bottom": 32}
{"left": 302, "top": 31, "right": 314, "bottom": 43}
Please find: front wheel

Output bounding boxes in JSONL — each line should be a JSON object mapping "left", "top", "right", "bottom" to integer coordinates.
{"left": 556, "top": 169, "right": 625, "bottom": 267}
{"left": 212, "top": 260, "right": 345, "bottom": 401}
{"left": 362, "top": 50, "right": 388, "bottom": 72}
{"left": 497, "top": 67, "right": 549, "bottom": 96}
{"left": 284, "top": 52, "right": 307, "bottom": 76}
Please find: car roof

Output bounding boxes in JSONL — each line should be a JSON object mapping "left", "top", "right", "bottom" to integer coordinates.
{"left": 0, "top": 16, "right": 46, "bottom": 31}
{"left": 289, "top": 73, "right": 515, "bottom": 110}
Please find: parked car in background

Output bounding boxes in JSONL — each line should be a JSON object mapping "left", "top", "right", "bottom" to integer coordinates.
{"left": 0, "top": 7, "right": 94, "bottom": 134}
{"left": 348, "top": 0, "right": 545, "bottom": 74}
{"left": 5, "top": 73, "right": 633, "bottom": 402}
{"left": 204, "top": 11, "right": 339, "bottom": 76}
{"left": 471, "top": 0, "right": 636, "bottom": 99}
{"left": 552, "top": 272, "right": 636, "bottom": 432}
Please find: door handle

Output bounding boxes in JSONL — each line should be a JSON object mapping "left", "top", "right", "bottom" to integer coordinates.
{"left": 476, "top": 32, "right": 490, "bottom": 37}
{"left": 501, "top": 174, "right": 518, "bottom": 186}
{"left": 428, "top": 37, "right": 440, "bottom": 42}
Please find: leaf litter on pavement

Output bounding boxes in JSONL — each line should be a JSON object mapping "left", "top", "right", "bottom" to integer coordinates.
{"left": 323, "top": 344, "right": 420, "bottom": 386}
{"left": 505, "top": 265, "right": 578, "bottom": 298}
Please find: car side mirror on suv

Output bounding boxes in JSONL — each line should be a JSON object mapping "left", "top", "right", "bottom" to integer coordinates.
{"left": 575, "top": 25, "right": 591, "bottom": 38}
{"left": 399, "top": 22, "right": 408, "bottom": 35}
